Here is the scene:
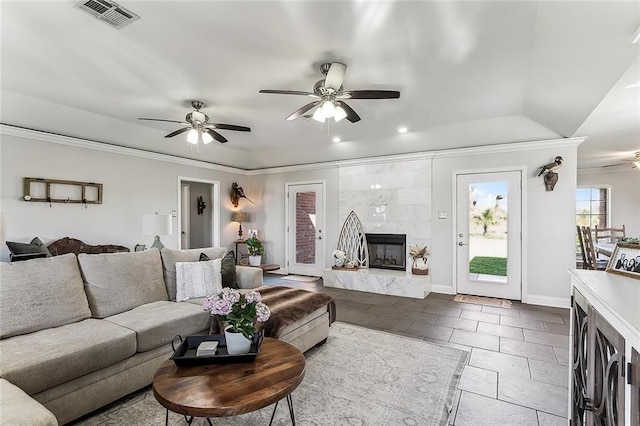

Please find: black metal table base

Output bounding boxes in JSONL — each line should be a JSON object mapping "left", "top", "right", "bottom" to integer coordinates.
{"left": 164, "top": 394, "right": 295, "bottom": 425}
{"left": 268, "top": 394, "right": 295, "bottom": 426}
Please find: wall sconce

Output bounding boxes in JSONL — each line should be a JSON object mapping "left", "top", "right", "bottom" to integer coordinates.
{"left": 231, "top": 210, "right": 249, "bottom": 240}
{"left": 230, "top": 182, "right": 255, "bottom": 208}
{"left": 142, "top": 212, "right": 172, "bottom": 250}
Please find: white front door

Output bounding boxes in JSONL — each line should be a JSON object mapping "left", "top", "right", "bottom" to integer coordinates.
{"left": 456, "top": 171, "right": 522, "bottom": 300}
{"left": 286, "top": 182, "right": 324, "bottom": 276}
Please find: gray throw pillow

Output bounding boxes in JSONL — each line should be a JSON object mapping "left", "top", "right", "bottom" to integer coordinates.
{"left": 200, "top": 251, "right": 236, "bottom": 288}
{"left": 6, "top": 237, "right": 51, "bottom": 257}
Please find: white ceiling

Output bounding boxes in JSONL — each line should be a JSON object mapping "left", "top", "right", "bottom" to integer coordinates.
{"left": 1, "top": 1, "right": 638, "bottom": 170}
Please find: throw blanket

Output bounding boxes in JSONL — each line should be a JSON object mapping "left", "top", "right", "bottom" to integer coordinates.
{"left": 48, "top": 237, "right": 129, "bottom": 256}
{"left": 211, "top": 285, "right": 336, "bottom": 338}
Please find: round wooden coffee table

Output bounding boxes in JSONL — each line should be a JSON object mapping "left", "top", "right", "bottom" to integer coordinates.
{"left": 153, "top": 338, "right": 305, "bottom": 425}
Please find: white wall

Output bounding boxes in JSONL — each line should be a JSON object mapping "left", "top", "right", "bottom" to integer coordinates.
{"left": 2, "top": 129, "right": 585, "bottom": 307}
{"left": 577, "top": 169, "right": 640, "bottom": 237}
{"left": 0, "top": 134, "right": 246, "bottom": 261}
{"left": 431, "top": 142, "right": 579, "bottom": 306}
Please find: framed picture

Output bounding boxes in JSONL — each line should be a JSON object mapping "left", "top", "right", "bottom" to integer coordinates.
{"left": 247, "top": 229, "right": 258, "bottom": 239}
{"left": 606, "top": 243, "right": 640, "bottom": 279}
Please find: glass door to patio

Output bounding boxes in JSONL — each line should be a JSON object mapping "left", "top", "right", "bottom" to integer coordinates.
{"left": 286, "top": 182, "right": 324, "bottom": 277}
{"left": 456, "top": 171, "right": 522, "bottom": 300}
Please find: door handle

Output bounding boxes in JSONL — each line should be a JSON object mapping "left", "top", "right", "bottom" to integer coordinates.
{"left": 458, "top": 241, "right": 467, "bottom": 246}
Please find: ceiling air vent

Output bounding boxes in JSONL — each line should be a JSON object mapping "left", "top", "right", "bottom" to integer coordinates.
{"left": 73, "top": 0, "right": 140, "bottom": 29}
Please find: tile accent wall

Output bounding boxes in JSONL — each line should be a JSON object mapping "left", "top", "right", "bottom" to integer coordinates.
{"left": 338, "top": 159, "right": 432, "bottom": 269}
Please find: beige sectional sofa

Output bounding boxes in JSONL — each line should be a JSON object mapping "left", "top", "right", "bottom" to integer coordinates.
{"left": 0, "top": 247, "right": 331, "bottom": 425}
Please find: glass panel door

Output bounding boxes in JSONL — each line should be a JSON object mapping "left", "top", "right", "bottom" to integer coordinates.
{"left": 467, "top": 181, "right": 509, "bottom": 283}
{"left": 457, "top": 171, "right": 522, "bottom": 300}
{"left": 287, "top": 183, "right": 324, "bottom": 276}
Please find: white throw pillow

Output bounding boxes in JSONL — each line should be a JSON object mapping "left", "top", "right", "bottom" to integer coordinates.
{"left": 175, "top": 259, "right": 222, "bottom": 301}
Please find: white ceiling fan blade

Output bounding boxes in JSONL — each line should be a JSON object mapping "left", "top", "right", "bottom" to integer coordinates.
{"left": 324, "top": 62, "right": 347, "bottom": 91}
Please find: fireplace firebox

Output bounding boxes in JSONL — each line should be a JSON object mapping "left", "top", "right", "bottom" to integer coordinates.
{"left": 366, "top": 233, "right": 406, "bottom": 271}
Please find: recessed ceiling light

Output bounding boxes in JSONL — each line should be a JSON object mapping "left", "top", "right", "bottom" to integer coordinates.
{"left": 398, "top": 127, "right": 408, "bottom": 134}
{"left": 333, "top": 136, "right": 341, "bottom": 143}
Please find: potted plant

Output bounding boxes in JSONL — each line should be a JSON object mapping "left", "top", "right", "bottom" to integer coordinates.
{"left": 245, "top": 235, "right": 264, "bottom": 266}
{"left": 409, "top": 245, "right": 430, "bottom": 275}
{"left": 203, "top": 288, "right": 271, "bottom": 354}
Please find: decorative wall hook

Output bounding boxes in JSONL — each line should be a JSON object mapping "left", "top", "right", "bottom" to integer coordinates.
{"left": 230, "top": 182, "right": 255, "bottom": 207}
{"left": 197, "top": 196, "right": 206, "bottom": 215}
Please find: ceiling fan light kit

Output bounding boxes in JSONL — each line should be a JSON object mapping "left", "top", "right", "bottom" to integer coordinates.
{"left": 138, "top": 100, "right": 250, "bottom": 146}
{"left": 186, "top": 129, "right": 198, "bottom": 144}
{"left": 260, "top": 62, "right": 400, "bottom": 124}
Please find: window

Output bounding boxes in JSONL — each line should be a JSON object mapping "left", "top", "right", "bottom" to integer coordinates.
{"left": 576, "top": 187, "right": 609, "bottom": 229}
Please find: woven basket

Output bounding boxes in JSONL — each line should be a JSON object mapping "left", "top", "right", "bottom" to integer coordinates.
{"left": 411, "top": 267, "right": 429, "bottom": 275}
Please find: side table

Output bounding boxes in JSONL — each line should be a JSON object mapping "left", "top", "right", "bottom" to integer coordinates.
{"left": 153, "top": 338, "right": 305, "bottom": 425}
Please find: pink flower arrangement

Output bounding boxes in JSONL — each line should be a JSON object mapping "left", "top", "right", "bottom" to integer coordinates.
{"left": 203, "top": 288, "right": 270, "bottom": 339}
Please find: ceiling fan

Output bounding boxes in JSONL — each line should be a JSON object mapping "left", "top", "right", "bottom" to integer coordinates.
{"left": 138, "top": 100, "right": 250, "bottom": 144}
{"left": 259, "top": 62, "right": 400, "bottom": 123}
{"left": 601, "top": 151, "right": 640, "bottom": 169}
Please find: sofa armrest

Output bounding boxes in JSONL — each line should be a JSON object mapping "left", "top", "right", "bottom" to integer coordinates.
{"left": 0, "top": 379, "right": 58, "bottom": 425}
{"left": 235, "top": 266, "right": 263, "bottom": 289}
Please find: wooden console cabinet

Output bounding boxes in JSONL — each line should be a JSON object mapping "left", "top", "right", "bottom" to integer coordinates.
{"left": 569, "top": 270, "right": 640, "bottom": 426}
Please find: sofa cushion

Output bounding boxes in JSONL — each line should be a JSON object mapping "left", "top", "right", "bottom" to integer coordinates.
{"left": 104, "top": 301, "right": 211, "bottom": 352}
{"left": 175, "top": 259, "right": 222, "bottom": 301}
{"left": 78, "top": 249, "right": 168, "bottom": 318}
{"left": 0, "top": 379, "right": 58, "bottom": 426}
{"left": 0, "top": 254, "right": 91, "bottom": 339}
{"left": 0, "top": 319, "right": 136, "bottom": 395}
{"left": 161, "top": 247, "right": 227, "bottom": 300}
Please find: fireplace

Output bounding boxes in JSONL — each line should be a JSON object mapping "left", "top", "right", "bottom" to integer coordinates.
{"left": 366, "top": 233, "right": 406, "bottom": 271}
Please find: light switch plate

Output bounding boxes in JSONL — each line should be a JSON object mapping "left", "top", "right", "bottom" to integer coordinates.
{"left": 438, "top": 211, "right": 447, "bottom": 219}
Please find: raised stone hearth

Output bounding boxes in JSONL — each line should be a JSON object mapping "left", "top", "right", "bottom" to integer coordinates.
{"left": 323, "top": 268, "right": 431, "bottom": 299}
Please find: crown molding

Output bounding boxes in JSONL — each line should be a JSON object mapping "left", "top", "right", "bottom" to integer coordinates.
{"left": 1, "top": 124, "right": 585, "bottom": 176}
{"left": 432, "top": 137, "right": 584, "bottom": 159}
{"left": 0, "top": 124, "right": 248, "bottom": 175}
{"left": 578, "top": 166, "right": 638, "bottom": 175}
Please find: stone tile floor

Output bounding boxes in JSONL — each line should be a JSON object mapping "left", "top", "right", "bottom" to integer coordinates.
{"left": 264, "top": 274, "right": 570, "bottom": 426}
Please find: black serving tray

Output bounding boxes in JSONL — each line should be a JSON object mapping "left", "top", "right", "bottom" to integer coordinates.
{"left": 170, "top": 332, "right": 263, "bottom": 367}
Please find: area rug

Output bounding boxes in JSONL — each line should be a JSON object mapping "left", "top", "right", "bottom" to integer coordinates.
{"left": 75, "top": 322, "right": 468, "bottom": 425}
{"left": 279, "top": 274, "right": 320, "bottom": 282}
{"left": 454, "top": 294, "right": 512, "bottom": 308}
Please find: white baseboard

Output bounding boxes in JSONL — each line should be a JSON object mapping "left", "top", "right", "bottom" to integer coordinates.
{"left": 430, "top": 284, "right": 456, "bottom": 295}
{"left": 524, "top": 294, "right": 570, "bottom": 308}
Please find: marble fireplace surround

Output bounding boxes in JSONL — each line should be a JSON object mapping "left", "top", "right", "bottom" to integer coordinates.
{"left": 328, "top": 158, "right": 433, "bottom": 299}
{"left": 323, "top": 268, "right": 431, "bottom": 299}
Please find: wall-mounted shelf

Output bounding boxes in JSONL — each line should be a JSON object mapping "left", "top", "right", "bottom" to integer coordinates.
{"left": 23, "top": 177, "right": 103, "bottom": 204}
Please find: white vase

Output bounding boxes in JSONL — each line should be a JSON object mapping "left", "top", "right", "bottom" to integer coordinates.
{"left": 224, "top": 326, "right": 252, "bottom": 354}
{"left": 249, "top": 255, "right": 261, "bottom": 266}
{"left": 334, "top": 258, "right": 344, "bottom": 267}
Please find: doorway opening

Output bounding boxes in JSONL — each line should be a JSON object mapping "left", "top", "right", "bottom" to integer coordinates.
{"left": 178, "top": 177, "right": 220, "bottom": 249}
